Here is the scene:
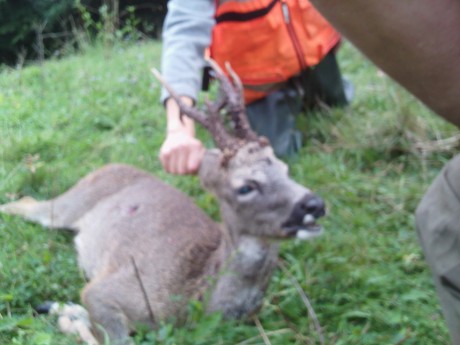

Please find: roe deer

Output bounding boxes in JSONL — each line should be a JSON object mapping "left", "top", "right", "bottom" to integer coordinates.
{"left": 0, "top": 61, "right": 326, "bottom": 345}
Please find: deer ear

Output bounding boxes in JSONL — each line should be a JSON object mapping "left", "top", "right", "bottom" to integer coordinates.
{"left": 199, "top": 149, "right": 225, "bottom": 192}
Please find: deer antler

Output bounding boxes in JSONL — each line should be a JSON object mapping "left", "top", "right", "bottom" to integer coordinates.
{"left": 207, "top": 60, "right": 258, "bottom": 142}
{"left": 152, "top": 61, "right": 268, "bottom": 161}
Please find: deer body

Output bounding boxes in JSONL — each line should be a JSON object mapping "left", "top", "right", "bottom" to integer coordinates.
{"left": 0, "top": 64, "right": 325, "bottom": 344}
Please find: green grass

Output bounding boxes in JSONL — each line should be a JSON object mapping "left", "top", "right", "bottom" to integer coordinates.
{"left": 0, "top": 41, "right": 457, "bottom": 344}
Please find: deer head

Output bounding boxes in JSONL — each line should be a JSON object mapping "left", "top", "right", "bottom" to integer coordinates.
{"left": 152, "top": 61, "right": 325, "bottom": 241}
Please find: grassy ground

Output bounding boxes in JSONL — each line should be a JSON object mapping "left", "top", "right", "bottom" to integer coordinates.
{"left": 0, "top": 41, "right": 458, "bottom": 344}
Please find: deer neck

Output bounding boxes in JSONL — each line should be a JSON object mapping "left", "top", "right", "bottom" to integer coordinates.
{"left": 207, "top": 205, "right": 279, "bottom": 319}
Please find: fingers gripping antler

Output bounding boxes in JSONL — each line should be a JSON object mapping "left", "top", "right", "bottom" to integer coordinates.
{"left": 151, "top": 68, "right": 237, "bottom": 151}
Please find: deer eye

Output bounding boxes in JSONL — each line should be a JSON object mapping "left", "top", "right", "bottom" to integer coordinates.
{"left": 236, "top": 185, "right": 255, "bottom": 195}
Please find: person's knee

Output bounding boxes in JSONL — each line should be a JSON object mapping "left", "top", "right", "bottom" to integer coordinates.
{"left": 246, "top": 88, "right": 302, "bottom": 157}
{"left": 415, "top": 156, "right": 460, "bottom": 278}
{"left": 416, "top": 155, "right": 460, "bottom": 250}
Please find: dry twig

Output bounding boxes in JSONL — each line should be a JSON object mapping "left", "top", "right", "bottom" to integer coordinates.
{"left": 253, "top": 316, "right": 272, "bottom": 345}
{"left": 278, "top": 260, "right": 326, "bottom": 345}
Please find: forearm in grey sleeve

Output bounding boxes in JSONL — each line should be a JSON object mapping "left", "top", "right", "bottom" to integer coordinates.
{"left": 160, "top": 0, "right": 215, "bottom": 104}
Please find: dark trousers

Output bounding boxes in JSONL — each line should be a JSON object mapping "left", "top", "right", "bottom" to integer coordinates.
{"left": 246, "top": 51, "right": 350, "bottom": 157}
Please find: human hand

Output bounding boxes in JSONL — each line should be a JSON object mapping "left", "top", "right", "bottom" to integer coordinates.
{"left": 159, "top": 129, "right": 205, "bottom": 175}
{"left": 160, "top": 96, "right": 205, "bottom": 174}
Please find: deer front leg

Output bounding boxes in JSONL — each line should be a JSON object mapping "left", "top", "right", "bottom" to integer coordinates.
{"left": 81, "top": 278, "right": 135, "bottom": 345}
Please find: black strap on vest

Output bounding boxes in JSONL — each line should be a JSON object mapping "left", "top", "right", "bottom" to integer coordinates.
{"left": 215, "top": 0, "right": 278, "bottom": 23}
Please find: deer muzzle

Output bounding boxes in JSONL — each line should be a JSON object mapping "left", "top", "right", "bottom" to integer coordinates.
{"left": 281, "top": 193, "right": 326, "bottom": 240}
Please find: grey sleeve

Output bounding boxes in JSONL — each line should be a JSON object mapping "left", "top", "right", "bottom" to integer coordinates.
{"left": 160, "top": 0, "right": 215, "bottom": 104}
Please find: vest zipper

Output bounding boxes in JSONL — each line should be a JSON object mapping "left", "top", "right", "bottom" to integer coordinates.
{"left": 280, "top": 0, "right": 308, "bottom": 71}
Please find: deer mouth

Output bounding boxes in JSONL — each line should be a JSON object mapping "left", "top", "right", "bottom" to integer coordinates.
{"left": 282, "top": 214, "right": 323, "bottom": 240}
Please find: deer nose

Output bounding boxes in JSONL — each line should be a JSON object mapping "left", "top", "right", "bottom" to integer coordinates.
{"left": 281, "top": 193, "right": 326, "bottom": 233}
{"left": 298, "top": 194, "right": 326, "bottom": 219}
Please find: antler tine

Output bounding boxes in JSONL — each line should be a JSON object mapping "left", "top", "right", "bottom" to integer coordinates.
{"left": 204, "top": 97, "right": 226, "bottom": 126}
{"left": 151, "top": 68, "right": 237, "bottom": 151}
{"left": 223, "top": 62, "right": 258, "bottom": 141}
{"left": 206, "top": 90, "right": 227, "bottom": 115}
{"left": 207, "top": 59, "right": 238, "bottom": 106}
{"left": 224, "top": 61, "right": 243, "bottom": 94}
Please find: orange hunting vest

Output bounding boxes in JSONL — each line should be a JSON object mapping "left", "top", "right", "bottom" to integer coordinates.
{"left": 210, "top": 0, "right": 341, "bottom": 104}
